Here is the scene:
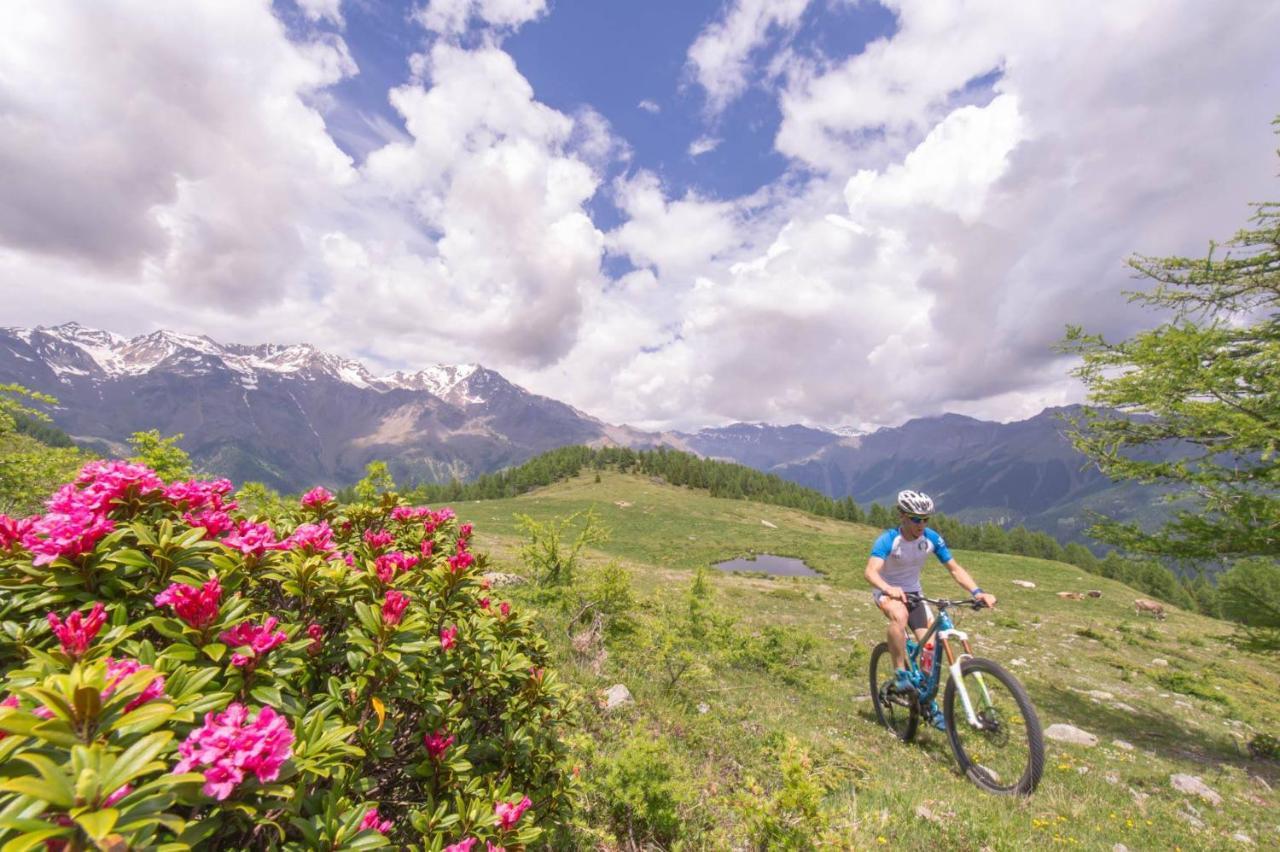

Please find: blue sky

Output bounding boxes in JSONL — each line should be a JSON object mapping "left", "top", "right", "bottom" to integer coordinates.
{"left": 2, "top": 1, "right": 1279, "bottom": 430}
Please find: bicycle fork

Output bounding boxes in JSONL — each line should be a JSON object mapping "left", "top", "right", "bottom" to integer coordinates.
{"left": 938, "top": 628, "right": 995, "bottom": 728}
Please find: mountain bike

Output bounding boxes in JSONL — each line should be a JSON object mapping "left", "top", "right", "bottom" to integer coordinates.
{"left": 869, "top": 592, "right": 1044, "bottom": 795}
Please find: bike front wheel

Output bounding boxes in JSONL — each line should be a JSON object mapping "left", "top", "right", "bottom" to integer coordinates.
{"left": 943, "top": 657, "right": 1044, "bottom": 796}
{"left": 869, "top": 642, "right": 918, "bottom": 742}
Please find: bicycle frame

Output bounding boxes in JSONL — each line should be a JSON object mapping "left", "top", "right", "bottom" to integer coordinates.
{"left": 906, "top": 601, "right": 996, "bottom": 728}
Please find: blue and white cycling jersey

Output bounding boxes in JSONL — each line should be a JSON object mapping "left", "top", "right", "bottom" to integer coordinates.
{"left": 869, "top": 527, "right": 953, "bottom": 600}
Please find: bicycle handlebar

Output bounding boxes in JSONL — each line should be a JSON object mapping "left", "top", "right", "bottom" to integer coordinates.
{"left": 904, "top": 591, "right": 988, "bottom": 610}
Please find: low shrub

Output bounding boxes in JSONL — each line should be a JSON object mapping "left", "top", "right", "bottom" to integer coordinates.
{"left": 0, "top": 461, "right": 575, "bottom": 849}
{"left": 592, "top": 734, "right": 696, "bottom": 846}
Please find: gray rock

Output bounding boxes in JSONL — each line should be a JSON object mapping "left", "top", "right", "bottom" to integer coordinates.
{"left": 1232, "top": 832, "right": 1254, "bottom": 845}
{"left": 1170, "top": 773, "right": 1222, "bottom": 805}
{"left": 603, "top": 684, "right": 634, "bottom": 712}
{"left": 482, "top": 571, "right": 527, "bottom": 588}
{"left": 761, "top": 519, "right": 777, "bottom": 528}
{"left": 1112, "top": 739, "right": 1135, "bottom": 751}
{"left": 1113, "top": 845, "right": 1130, "bottom": 852}
{"left": 1086, "top": 690, "right": 1114, "bottom": 701}
{"left": 1011, "top": 580, "right": 1036, "bottom": 588}
{"left": 1045, "top": 723, "right": 1099, "bottom": 747}
{"left": 696, "top": 702, "right": 710, "bottom": 715}
{"left": 1152, "top": 658, "right": 1169, "bottom": 666}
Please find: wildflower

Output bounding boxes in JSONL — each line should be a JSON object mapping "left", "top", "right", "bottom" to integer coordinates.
{"left": 164, "top": 479, "right": 235, "bottom": 513}
{"left": 420, "top": 539, "right": 434, "bottom": 557}
{"left": 306, "top": 623, "right": 324, "bottom": 655}
{"left": 222, "top": 520, "right": 279, "bottom": 557}
{"left": 498, "top": 601, "right": 510, "bottom": 619}
{"left": 360, "top": 807, "right": 393, "bottom": 834}
{"left": 103, "top": 657, "right": 166, "bottom": 712}
{"left": 447, "top": 551, "right": 475, "bottom": 573}
{"left": 280, "top": 522, "right": 336, "bottom": 555}
{"left": 69, "top": 460, "right": 163, "bottom": 512}
{"left": 220, "top": 617, "right": 288, "bottom": 668}
{"left": 174, "top": 703, "right": 294, "bottom": 801}
{"left": 480, "top": 578, "right": 491, "bottom": 590}
{"left": 424, "top": 729, "right": 454, "bottom": 759}
{"left": 478, "top": 597, "right": 490, "bottom": 610}
{"left": 300, "top": 486, "right": 334, "bottom": 509}
{"left": 458, "top": 522, "right": 473, "bottom": 540}
{"left": 373, "top": 551, "right": 419, "bottom": 583}
{"left": 440, "top": 625, "right": 457, "bottom": 651}
{"left": 184, "top": 507, "right": 234, "bottom": 537}
{"left": 22, "top": 508, "right": 115, "bottom": 566}
{"left": 391, "top": 505, "right": 429, "bottom": 522}
{"left": 444, "top": 840, "right": 477, "bottom": 852}
{"left": 494, "top": 796, "right": 531, "bottom": 831}
{"left": 364, "top": 528, "right": 395, "bottom": 551}
{"left": 0, "top": 514, "right": 34, "bottom": 552}
{"left": 47, "top": 602, "right": 107, "bottom": 659}
{"left": 155, "top": 577, "right": 222, "bottom": 630}
{"left": 102, "top": 784, "right": 132, "bottom": 807}
{"left": 342, "top": 552, "right": 355, "bottom": 567}
{"left": 488, "top": 844, "right": 505, "bottom": 852}
{"left": 382, "top": 590, "right": 410, "bottom": 626}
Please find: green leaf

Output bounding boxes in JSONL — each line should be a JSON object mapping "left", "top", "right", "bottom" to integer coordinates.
{"left": 73, "top": 808, "right": 119, "bottom": 841}
{"left": 0, "top": 777, "right": 73, "bottom": 808}
{"left": 201, "top": 643, "right": 226, "bottom": 663}
{"left": 1, "top": 828, "right": 73, "bottom": 852}
{"left": 107, "top": 702, "right": 175, "bottom": 736}
{"left": 249, "top": 685, "right": 283, "bottom": 706}
{"left": 101, "top": 732, "right": 173, "bottom": 793}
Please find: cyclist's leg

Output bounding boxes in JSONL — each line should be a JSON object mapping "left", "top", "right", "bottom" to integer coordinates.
{"left": 875, "top": 595, "right": 912, "bottom": 671}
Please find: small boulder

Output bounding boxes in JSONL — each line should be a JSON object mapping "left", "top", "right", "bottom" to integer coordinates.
{"left": 914, "top": 803, "right": 941, "bottom": 824}
{"left": 614, "top": 500, "right": 633, "bottom": 508}
{"left": 1232, "top": 832, "right": 1254, "bottom": 845}
{"left": 697, "top": 702, "right": 710, "bottom": 715}
{"left": 1113, "top": 845, "right": 1130, "bottom": 852}
{"left": 1112, "top": 739, "right": 1135, "bottom": 751}
{"left": 1170, "top": 773, "right": 1222, "bottom": 805}
{"left": 1085, "top": 690, "right": 1114, "bottom": 701}
{"left": 760, "top": 519, "right": 777, "bottom": 528}
{"left": 1012, "top": 580, "right": 1036, "bottom": 589}
{"left": 603, "top": 684, "right": 634, "bottom": 712}
{"left": 1046, "top": 723, "right": 1098, "bottom": 747}
{"left": 482, "top": 571, "right": 527, "bottom": 588}
{"left": 1151, "top": 658, "right": 1169, "bottom": 667}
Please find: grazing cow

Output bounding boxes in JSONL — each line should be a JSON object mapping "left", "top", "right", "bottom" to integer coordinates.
{"left": 1134, "top": 598, "right": 1166, "bottom": 620}
{"left": 1057, "top": 591, "right": 1085, "bottom": 600}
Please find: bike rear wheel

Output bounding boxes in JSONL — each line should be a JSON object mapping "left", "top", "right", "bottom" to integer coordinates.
{"left": 869, "top": 641, "right": 918, "bottom": 742}
{"left": 943, "top": 657, "right": 1043, "bottom": 795}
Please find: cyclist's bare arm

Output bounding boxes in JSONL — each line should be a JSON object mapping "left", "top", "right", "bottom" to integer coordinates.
{"left": 865, "top": 556, "right": 905, "bottom": 601}
{"left": 943, "top": 558, "right": 997, "bottom": 608}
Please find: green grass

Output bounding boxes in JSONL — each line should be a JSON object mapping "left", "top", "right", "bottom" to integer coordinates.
{"left": 464, "top": 471, "right": 1279, "bottom": 849}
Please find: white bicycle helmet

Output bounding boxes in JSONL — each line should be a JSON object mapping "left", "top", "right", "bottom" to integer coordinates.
{"left": 896, "top": 490, "right": 934, "bottom": 515}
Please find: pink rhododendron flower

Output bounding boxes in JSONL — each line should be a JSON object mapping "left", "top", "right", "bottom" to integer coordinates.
{"left": 164, "top": 479, "right": 235, "bottom": 512}
{"left": 440, "top": 625, "right": 457, "bottom": 651}
{"left": 373, "top": 551, "right": 419, "bottom": 583}
{"left": 424, "top": 729, "right": 454, "bottom": 759}
{"left": 68, "top": 460, "right": 164, "bottom": 513}
{"left": 494, "top": 796, "right": 531, "bottom": 831}
{"left": 300, "top": 486, "right": 334, "bottom": 509}
{"left": 280, "top": 522, "right": 336, "bottom": 555}
{"left": 435, "top": 508, "right": 456, "bottom": 523}
{"left": 103, "top": 657, "right": 167, "bottom": 712}
{"left": 184, "top": 507, "right": 235, "bottom": 537}
{"left": 363, "top": 528, "right": 395, "bottom": 551}
{"left": 420, "top": 539, "right": 434, "bottom": 557}
{"left": 47, "top": 602, "right": 107, "bottom": 658}
{"left": 174, "top": 703, "right": 294, "bottom": 800}
{"left": 444, "top": 840, "right": 477, "bottom": 852}
{"left": 155, "top": 577, "right": 222, "bottom": 630}
{"left": 223, "top": 520, "right": 279, "bottom": 557}
{"left": 221, "top": 618, "right": 288, "bottom": 669}
{"left": 305, "top": 623, "right": 325, "bottom": 655}
{"left": 382, "top": 591, "right": 410, "bottom": 626}
{"left": 391, "top": 505, "right": 430, "bottom": 522}
{"left": 478, "top": 598, "right": 490, "bottom": 610}
{"left": 487, "top": 844, "right": 505, "bottom": 852}
{"left": 102, "top": 784, "right": 132, "bottom": 807}
{"left": 498, "top": 602, "right": 511, "bottom": 619}
{"left": 480, "top": 578, "right": 491, "bottom": 590}
{"left": 22, "top": 507, "right": 115, "bottom": 566}
{"left": 447, "top": 551, "right": 475, "bottom": 574}
{"left": 360, "top": 807, "right": 393, "bottom": 834}
{"left": 0, "top": 514, "right": 35, "bottom": 552}
{"left": 458, "top": 523, "right": 473, "bottom": 540}
{"left": 0, "top": 695, "right": 17, "bottom": 741}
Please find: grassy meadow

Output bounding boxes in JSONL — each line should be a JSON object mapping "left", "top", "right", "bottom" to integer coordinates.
{"left": 462, "top": 470, "right": 1277, "bottom": 850}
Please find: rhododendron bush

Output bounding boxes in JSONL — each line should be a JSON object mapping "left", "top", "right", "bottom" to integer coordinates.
{"left": 0, "top": 461, "right": 575, "bottom": 849}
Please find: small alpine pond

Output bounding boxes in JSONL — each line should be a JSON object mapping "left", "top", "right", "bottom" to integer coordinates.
{"left": 712, "top": 553, "right": 820, "bottom": 577}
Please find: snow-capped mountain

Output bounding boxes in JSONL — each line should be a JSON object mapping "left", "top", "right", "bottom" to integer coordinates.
{"left": 0, "top": 322, "right": 642, "bottom": 490}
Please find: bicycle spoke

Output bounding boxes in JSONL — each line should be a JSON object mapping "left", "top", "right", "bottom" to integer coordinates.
{"left": 945, "top": 658, "right": 1043, "bottom": 795}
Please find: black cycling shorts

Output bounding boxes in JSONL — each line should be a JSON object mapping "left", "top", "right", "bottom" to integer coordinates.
{"left": 875, "top": 591, "right": 930, "bottom": 630}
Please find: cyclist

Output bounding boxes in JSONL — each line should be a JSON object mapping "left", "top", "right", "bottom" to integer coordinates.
{"left": 865, "top": 490, "right": 998, "bottom": 729}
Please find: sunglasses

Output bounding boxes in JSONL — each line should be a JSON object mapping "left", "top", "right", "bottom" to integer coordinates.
{"left": 905, "top": 515, "right": 929, "bottom": 524}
